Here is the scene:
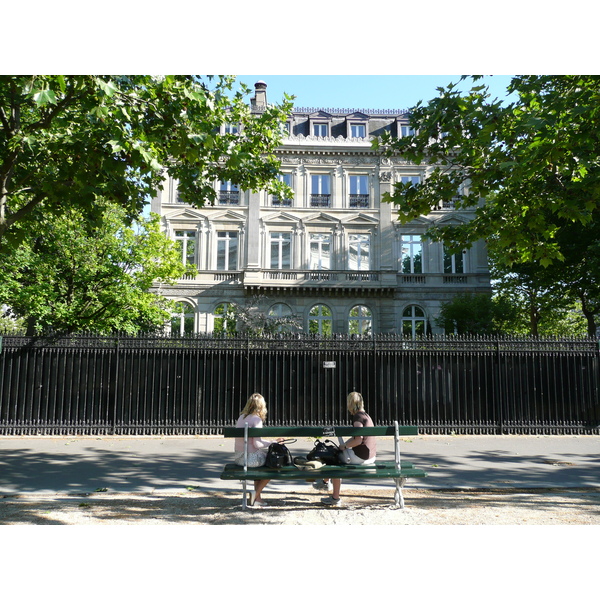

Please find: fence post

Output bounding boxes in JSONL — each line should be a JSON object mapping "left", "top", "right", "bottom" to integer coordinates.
{"left": 496, "top": 340, "right": 504, "bottom": 434}
{"left": 112, "top": 337, "right": 120, "bottom": 435}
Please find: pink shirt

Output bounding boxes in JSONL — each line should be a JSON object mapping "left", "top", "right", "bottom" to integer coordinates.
{"left": 234, "top": 413, "right": 272, "bottom": 454}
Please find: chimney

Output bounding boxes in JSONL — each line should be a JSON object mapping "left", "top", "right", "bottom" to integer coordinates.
{"left": 251, "top": 81, "right": 268, "bottom": 110}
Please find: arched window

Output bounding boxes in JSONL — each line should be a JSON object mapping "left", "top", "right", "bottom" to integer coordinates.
{"left": 214, "top": 302, "right": 237, "bottom": 335}
{"left": 308, "top": 304, "right": 332, "bottom": 336}
{"left": 269, "top": 303, "right": 292, "bottom": 318}
{"left": 171, "top": 302, "right": 195, "bottom": 335}
{"left": 268, "top": 303, "right": 295, "bottom": 333}
{"left": 402, "top": 305, "right": 426, "bottom": 338}
{"left": 348, "top": 305, "right": 372, "bottom": 335}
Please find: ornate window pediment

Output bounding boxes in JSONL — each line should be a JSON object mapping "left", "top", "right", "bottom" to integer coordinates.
{"left": 209, "top": 210, "right": 246, "bottom": 222}
{"left": 303, "top": 212, "right": 341, "bottom": 225}
{"left": 262, "top": 212, "right": 302, "bottom": 224}
{"left": 341, "top": 213, "right": 379, "bottom": 226}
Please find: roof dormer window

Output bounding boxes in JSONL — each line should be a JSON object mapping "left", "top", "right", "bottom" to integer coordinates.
{"left": 350, "top": 124, "right": 366, "bottom": 138}
{"left": 346, "top": 112, "right": 369, "bottom": 139}
{"left": 309, "top": 111, "right": 333, "bottom": 138}
{"left": 313, "top": 122, "right": 329, "bottom": 137}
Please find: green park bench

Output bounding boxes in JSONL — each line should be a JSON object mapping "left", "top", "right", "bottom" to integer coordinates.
{"left": 221, "top": 422, "right": 427, "bottom": 509}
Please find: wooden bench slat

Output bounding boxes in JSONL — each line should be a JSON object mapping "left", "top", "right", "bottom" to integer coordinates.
{"left": 222, "top": 425, "right": 419, "bottom": 438}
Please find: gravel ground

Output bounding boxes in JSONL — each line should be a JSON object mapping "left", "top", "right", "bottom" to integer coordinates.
{"left": 2, "top": 487, "right": 599, "bottom": 525}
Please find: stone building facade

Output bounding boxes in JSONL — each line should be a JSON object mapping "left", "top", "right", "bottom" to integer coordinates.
{"left": 151, "top": 81, "right": 491, "bottom": 336}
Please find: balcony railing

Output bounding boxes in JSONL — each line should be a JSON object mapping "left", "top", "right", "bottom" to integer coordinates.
{"left": 174, "top": 270, "right": 486, "bottom": 291}
{"left": 272, "top": 196, "right": 292, "bottom": 207}
{"left": 349, "top": 194, "right": 370, "bottom": 208}
{"left": 310, "top": 194, "right": 331, "bottom": 208}
{"left": 219, "top": 191, "right": 240, "bottom": 205}
{"left": 398, "top": 273, "right": 486, "bottom": 287}
{"left": 246, "top": 270, "right": 394, "bottom": 290}
{"left": 178, "top": 270, "right": 242, "bottom": 284}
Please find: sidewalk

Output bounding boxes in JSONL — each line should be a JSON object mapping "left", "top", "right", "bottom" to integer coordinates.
{"left": 1, "top": 433, "right": 599, "bottom": 495}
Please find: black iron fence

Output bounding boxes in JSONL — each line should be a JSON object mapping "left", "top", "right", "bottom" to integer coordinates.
{"left": 1, "top": 333, "right": 599, "bottom": 436}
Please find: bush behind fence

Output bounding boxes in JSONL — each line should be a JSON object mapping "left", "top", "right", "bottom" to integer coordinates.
{"left": 1, "top": 333, "right": 599, "bottom": 435}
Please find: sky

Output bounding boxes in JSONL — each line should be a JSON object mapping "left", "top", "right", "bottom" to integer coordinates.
{"left": 235, "top": 75, "right": 517, "bottom": 113}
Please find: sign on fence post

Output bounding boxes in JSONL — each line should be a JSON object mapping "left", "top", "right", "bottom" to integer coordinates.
{"left": 323, "top": 361, "right": 336, "bottom": 369}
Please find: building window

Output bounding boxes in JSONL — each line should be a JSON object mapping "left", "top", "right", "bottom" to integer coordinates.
{"left": 313, "top": 123, "right": 328, "bottom": 137}
{"left": 224, "top": 123, "right": 239, "bottom": 134}
{"left": 400, "top": 175, "right": 421, "bottom": 187}
{"left": 349, "top": 305, "right": 372, "bottom": 335}
{"left": 400, "top": 125, "right": 415, "bottom": 137}
{"left": 217, "top": 231, "right": 238, "bottom": 270}
{"left": 171, "top": 302, "right": 195, "bottom": 335}
{"left": 270, "top": 232, "right": 291, "bottom": 269}
{"left": 174, "top": 230, "right": 196, "bottom": 266}
{"left": 400, "top": 235, "right": 423, "bottom": 273}
{"left": 309, "top": 304, "right": 332, "bottom": 335}
{"left": 349, "top": 175, "right": 369, "bottom": 208}
{"left": 219, "top": 181, "right": 239, "bottom": 205}
{"left": 214, "top": 302, "right": 236, "bottom": 335}
{"left": 402, "top": 305, "right": 426, "bottom": 338}
{"left": 348, "top": 234, "right": 370, "bottom": 271}
{"left": 311, "top": 175, "right": 331, "bottom": 207}
{"left": 350, "top": 124, "right": 366, "bottom": 138}
{"left": 273, "top": 172, "right": 293, "bottom": 207}
{"left": 444, "top": 246, "right": 465, "bottom": 273}
{"left": 309, "top": 233, "right": 331, "bottom": 270}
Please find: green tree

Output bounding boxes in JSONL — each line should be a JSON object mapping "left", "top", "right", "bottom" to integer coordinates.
{"left": 233, "top": 296, "right": 302, "bottom": 335}
{"left": 0, "top": 75, "right": 293, "bottom": 243}
{"left": 551, "top": 217, "right": 600, "bottom": 336}
{"left": 0, "top": 204, "right": 190, "bottom": 334}
{"left": 435, "top": 292, "right": 515, "bottom": 335}
{"left": 375, "top": 75, "right": 600, "bottom": 267}
{"left": 489, "top": 239, "right": 588, "bottom": 337}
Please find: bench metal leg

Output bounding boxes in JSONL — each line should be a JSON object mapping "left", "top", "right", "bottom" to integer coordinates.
{"left": 394, "top": 477, "right": 407, "bottom": 509}
{"left": 242, "top": 480, "right": 248, "bottom": 510}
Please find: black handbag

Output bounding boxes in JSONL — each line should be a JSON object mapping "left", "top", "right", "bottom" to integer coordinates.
{"left": 307, "top": 439, "right": 343, "bottom": 465}
{"left": 265, "top": 439, "right": 296, "bottom": 468}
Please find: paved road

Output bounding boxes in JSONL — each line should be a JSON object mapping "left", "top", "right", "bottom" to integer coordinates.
{"left": 1, "top": 434, "right": 598, "bottom": 495}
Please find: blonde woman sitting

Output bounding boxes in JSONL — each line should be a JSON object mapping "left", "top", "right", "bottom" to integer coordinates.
{"left": 233, "top": 393, "right": 282, "bottom": 507}
{"left": 315, "top": 391, "right": 377, "bottom": 506}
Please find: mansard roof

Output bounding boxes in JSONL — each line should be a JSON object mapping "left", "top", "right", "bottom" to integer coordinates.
{"left": 345, "top": 111, "right": 369, "bottom": 120}
{"left": 308, "top": 110, "right": 334, "bottom": 119}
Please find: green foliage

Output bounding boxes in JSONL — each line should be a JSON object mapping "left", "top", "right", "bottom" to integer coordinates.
{"left": 377, "top": 75, "right": 600, "bottom": 267}
{"left": 213, "top": 303, "right": 238, "bottom": 336}
{"left": 378, "top": 75, "right": 600, "bottom": 336}
{"left": 0, "top": 311, "right": 25, "bottom": 333}
{"left": 0, "top": 75, "right": 294, "bottom": 336}
{"left": 435, "top": 293, "right": 515, "bottom": 335}
{"left": 0, "top": 75, "right": 293, "bottom": 242}
{"left": 0, "top": 204, "right": 187, "bottom": 334}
